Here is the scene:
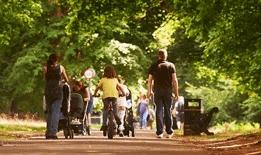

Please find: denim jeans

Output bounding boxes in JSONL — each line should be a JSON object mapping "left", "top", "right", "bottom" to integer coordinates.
{"left": 46, "top": 98, "right": 62, "bottom": 136}
{"left": 154, "top": 89, "right": 173, "bottom": 135}
{"left": 140, "top": 110, "right": 149, "bottom": 129}
{"left": 102, "top": 97, "right": 119, "bottom": 126}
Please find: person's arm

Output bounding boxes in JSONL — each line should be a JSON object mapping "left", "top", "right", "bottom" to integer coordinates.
{"left": 116, "top": 83, "right": 126, "bottom": 96}
{"left": 147, "top": 74, "right": 153, "bottom": 99}
{"left": 172, "top": 73, "right": 179, "bottom": 100}
{"left": 83, "top": 87, "right": 90, "bottom": 102}
{"left": 60, "top": 65, "right": 69, "bottom": 82}
{"left": 94, "top": 81, "right": 102, "bottom": 96}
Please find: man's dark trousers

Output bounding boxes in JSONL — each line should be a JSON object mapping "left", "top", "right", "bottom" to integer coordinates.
{"left": 154, "top": 89, "right": 173, "bottom": 135}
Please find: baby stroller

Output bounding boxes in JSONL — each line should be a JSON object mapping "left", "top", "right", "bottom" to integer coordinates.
{"left": 123, "top": 107, "right": 135, "bottom": 137}
{"left": 58, "top": 83, "right": 89, "bottom": 139}
{"left": 123, "top": 90, "right": 135, "bottom": 137}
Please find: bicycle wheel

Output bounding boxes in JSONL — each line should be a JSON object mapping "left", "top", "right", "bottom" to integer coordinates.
{"left": 107, "top": 111, "right": 115, "bottom": 139}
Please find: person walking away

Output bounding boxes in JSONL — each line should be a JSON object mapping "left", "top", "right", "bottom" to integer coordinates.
{"left": 116, "top": 77, "right": 129, "bottom": 137}
{"left": 147, "top": 49, "right": 179, "bottom": 138}
{"left": 86, "top": 88, "right": 94, "bottom": 135}
{"left": 44, "top": 53, "right": 69, "bottom": 139}
{"left": 93, "top": 65, "right": 125, "bottom": 136}
{"left": 137, "top": 94, "right": 149, "bottom": 129}
{"left": 174, "top": 96, "right": 184, "bottom": 130}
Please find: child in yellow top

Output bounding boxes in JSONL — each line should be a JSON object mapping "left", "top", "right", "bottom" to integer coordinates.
{"left": 94, "top": 65, "right": 125, "bottom": 136}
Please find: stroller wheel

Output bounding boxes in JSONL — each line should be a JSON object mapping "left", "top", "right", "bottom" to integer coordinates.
{"left": 64, "top": 129, "right": 69, "bottom": 139}
{"left": 86, "top": 126, "right": 91, "bottom": 136}
{"left": 69, "top": 129, "right": 74, "bottom": 139}
{"left": 103, "top": 130, "right": 107, "bottom": 136}
{"left": 82, "top": 128, "right": 87, "bottom": 136}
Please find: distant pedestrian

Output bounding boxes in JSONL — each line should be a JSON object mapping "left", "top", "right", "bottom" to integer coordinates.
{"left": 174, "top": 96, "right": 184, "bottom": 130}
{"left": 147, "top": 49, "right": 179, "bottom": 138}
{"left": 137, "top": 94, "right": 149, "bottom": 129}
{"left": 86, "top": 89, "right": 94, "bottom": 135}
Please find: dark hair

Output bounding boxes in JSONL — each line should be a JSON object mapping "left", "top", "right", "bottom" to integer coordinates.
{"left": 47, "top": 53, "right": 59, "bottom": 68}
{"left": 103, "top": 65, "right": 117, "bottom": 78}
{"left": 74, "top": 80, "right": 83, "bottom": 87}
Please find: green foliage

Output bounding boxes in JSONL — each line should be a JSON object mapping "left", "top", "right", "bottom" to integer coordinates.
{"left": 242, "top": 94, "right": 261, "bottom": 123}
{"left": 0, "top": 0, "right": 260, "bottom": 125}
{"left": 185, "top": 65, "right": 247, "bottom": 122}
{"left": 173, "top": 0, "right": 261, "bottom": 94}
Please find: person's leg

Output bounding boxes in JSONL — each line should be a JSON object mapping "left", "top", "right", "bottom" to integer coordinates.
{"left": 110, "top": 97, "right": 121, "bottom": 125}
{"left": 46, "top": 98, "right": 62, "bottom": 138}
{"left": 117, "top": 106, "right": 126, "bottom": 131}
{"left": 102, "top": 99, "right": 109, "bottom": 127}
{"left": 163, "top": 95, "right": 173, "bottom": 135}
{"left": 139, "top": 112, "right": 143, "bottom": 128}
{"left": 86, "top": 99, "right": 93, "bottom": 127}
{"left": 177, "top": 121, "right": 181, "bottom": 129}
{"left": 154, "top": 94, "right": 164, "bottom": 136}
{"left": 142, "top": 110, "right": 149, "bottom": 129}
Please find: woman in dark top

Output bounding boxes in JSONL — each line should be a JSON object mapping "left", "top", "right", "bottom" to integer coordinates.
{"left": 44, "top": 53, "right": 69, "bottom": 139}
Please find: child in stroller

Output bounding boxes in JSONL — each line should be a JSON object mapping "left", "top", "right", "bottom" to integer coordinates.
{"left": 58, "top": 80, "right": 90, "bottom": 138}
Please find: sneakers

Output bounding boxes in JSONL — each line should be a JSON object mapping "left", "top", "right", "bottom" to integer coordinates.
{"left": 156, "top": 133, "right": 163, "bottom": 138}
{"left": 156, "top": 133, "right": 174, "bottom": 138}
{"left": 166, "top": 132, "right": 174, "bottom": 138}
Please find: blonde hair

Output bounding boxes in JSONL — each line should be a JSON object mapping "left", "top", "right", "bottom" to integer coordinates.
{"left": 158, "top": 49, "right": 168, "bottom": 60}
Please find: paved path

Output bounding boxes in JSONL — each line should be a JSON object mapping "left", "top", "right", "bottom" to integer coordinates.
{"left": 0, "top": 129, "right": 211, "bottom": 155}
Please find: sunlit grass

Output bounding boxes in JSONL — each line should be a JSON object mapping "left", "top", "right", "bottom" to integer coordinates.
{"left": 172, "top": 122, "right": 260, "bottom": 141}
{"left": 0, "top": 113, "right": 46, "bottom": 140}
{"left": 212, "top": 121, "right": 260, "bottom": 134}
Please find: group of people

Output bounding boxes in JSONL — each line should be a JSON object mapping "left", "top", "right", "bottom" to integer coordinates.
{"left": 44, "top": 48, "right": 179, "bottom": 139}
{"left": 93, "top": 66, "right": 132, "bottom": 137}
{"left": 43, "top": 54, "right": 93, "bottom": 139}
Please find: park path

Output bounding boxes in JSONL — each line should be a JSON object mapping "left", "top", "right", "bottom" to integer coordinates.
{"left": 0, "top": 129, "right": 211, "bottom": 155}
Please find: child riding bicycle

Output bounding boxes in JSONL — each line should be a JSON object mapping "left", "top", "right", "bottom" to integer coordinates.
{"left": 93, "top": 65, "right": 126, "bottom": 137}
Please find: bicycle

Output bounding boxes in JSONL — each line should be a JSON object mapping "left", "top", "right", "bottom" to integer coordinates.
{"left": 93, "top": 95, "right": 118, "bottom": 139}
{"left": 107, "top": 100, "right": 117, "bottom": 139}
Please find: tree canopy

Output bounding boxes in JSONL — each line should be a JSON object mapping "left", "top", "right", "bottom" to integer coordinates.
{"left": 0, "top": 0, "right": 260, "bottom": 124}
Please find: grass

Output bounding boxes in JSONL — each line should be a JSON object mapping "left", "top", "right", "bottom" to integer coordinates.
{"left": 0, "top": 114, "right": 46, "bottom": 140}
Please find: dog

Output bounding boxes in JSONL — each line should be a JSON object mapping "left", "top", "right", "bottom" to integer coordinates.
{"left": 147, "top": 108, "right": 155, "bottom": 130}
{"left": 191, "top": 107, "right": 219, "bottom": 135}
{"left": 123, "top": 108, "right": 135, "bottom": 137}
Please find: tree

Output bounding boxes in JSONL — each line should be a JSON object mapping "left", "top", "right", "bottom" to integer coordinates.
{"left": 173, "top": 0, "right": 261, "bottom": 94}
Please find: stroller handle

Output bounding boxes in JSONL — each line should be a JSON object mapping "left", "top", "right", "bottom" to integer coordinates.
{"left": 93, "top": 94, "right": 101, "bottom": 98}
